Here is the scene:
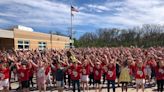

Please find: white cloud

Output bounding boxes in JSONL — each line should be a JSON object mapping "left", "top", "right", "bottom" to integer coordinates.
{"left": 0, "top": 19, "right": 9, "bottom": 23}
{"left": 0, "top": 12, "right": 16, "bottom": 17}
{"left": 87, "top": 4, "right": 110, "bottom": 11}
{"left": 96, "top": 0, "right": 164, "bottom": 28}
{"left": 0, "top": 0, "right": 71, "bottom": 28}
{"left": 76, "top": 0, "right": 164, "bottom": 29}
{"left": 0, "top": 0, "right": 164, "bottom": 34}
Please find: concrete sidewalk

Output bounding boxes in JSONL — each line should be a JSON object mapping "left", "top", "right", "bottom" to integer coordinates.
{"left": 1, "top": 82, "right": 157, "bottom": 92}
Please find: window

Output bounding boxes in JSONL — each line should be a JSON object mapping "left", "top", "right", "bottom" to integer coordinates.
{"left": 17, "top": 40, "right": 30, "bottom": 50}
{"left": 24, "top": 41, "right": 29, "bottom": 44}
{"left": 18, "top": 41, "right": 23, "bottom": 44}
{"left": 65, "top": 43, "right": 70, "bottom": 48}
{"left": 38, "top": 42, "right": 47, "bottom": 50}
{"left": 18, "top": 45, "right": 23, "bottom": 49}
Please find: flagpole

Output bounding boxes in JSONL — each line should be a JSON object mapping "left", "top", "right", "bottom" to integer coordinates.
{"left": 70, "top": 2, "right": 73, "bottom": 48}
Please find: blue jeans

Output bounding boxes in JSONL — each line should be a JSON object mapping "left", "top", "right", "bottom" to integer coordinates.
{"left": 107, "top": 80, "right": 115, "bottom": 92}
{"left": 72, "top": 80, "right": 80, "bottom": 92}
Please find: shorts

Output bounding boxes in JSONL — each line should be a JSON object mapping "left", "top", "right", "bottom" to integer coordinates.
{"left": 56, "top": 81, "right": 64, "bottom": 87}
{"left": 0, "top": 79, "right": 9, "bottom": 87}
{"left": 21, "top": 80, "right": 29, "bottom": 88}
{"left": 94, "top": 80, "right": 101, "bottom": 84}
{"left": 136, "top": 79, "right": 145, "bottom": 85}
{"left": 37, "top": 77, "right": 46, "bottom": 85}
{"left": 81, "top": 75, "right": 89, "bottom": 82}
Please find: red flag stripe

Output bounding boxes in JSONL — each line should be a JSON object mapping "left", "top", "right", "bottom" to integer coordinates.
{"left": 71, "top": 6, "right": 79, "bottom": 12}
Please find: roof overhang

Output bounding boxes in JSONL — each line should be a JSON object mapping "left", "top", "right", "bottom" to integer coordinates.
{"left": 0, "top": 29, "right": 14, "bottom": 38}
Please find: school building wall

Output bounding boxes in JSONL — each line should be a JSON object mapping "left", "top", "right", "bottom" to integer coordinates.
{"left": 0, "top": 28, "right": 70, "bottom": 50}
{"left": 13, "top": 28, "right": 70, "bottom": 50}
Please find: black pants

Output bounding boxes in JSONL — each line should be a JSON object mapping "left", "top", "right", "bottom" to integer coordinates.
{"left": 103, "top": 74, "right": 106, "bottom": 84}
{"left": 64, "top": 73, "right": 67, "bottom": 85}
{"left": 21, "top": 80, "right": 30, "bottom": 88}
{"left": 157, "top": 80, "right": 164, "bottom": 92}
{"left": 68, "top": 75, "right": 71, "bottom": 87}
{"left": 72, "top": 80, "right": 80, "bottom": 92}
{"left": 89, "top": 73, "right": 94, "bottom": 86}
{"left": 29, "top": 76, "right": 34, "bottom": 87}
{"left": 107, "top": 80, "right": 115, "bottom": 92}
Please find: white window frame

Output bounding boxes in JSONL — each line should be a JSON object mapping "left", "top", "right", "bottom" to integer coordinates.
{"left": 38, "top": 42, "right": 47, "bottom": 50}
{"left": 17, "top": 40, "right": 30, "bottom": 50}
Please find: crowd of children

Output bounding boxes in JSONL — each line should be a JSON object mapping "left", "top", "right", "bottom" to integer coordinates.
{"left": 0, "top": 47, "right": 163, "bottom": 92}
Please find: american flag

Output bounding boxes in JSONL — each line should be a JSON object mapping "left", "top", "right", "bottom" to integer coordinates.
{"left": 71, "top": 6, "right": 79, "bottom": 12}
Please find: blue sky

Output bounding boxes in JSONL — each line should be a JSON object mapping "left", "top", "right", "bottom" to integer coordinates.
{"left": 0, "top": 0, "right": 164, "bottom": 38}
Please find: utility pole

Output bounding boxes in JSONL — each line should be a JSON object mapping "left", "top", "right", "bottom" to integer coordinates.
{"left": 50, "top": 31, "right": 52, "bottom": 49}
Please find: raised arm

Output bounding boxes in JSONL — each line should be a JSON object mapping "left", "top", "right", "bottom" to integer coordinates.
{"left": 30, "top": 59, "right": 38, "bottom": 68}
{"left": 104, "top": 54, "right": 109, "bottom": 64}
{"left": 96, "top": 57, "right": 102, "bottom": 63}
{"left": 15, "top": 62, "right": 21, "bottom": 70}
{"left": 76, "top": 59, "right": 82, "bottom": 64}
{"left": 88, "top": 57, "right": 94, "bottom": 67}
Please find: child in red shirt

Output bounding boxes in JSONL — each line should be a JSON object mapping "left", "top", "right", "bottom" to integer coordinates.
{"left": 93, "top": 62, "right": 103, "bottom": 92}
{"left": 45, "top": 65, "right": 52, "bottom": 87}
{"left": 154, "top": 60, "right": 164, "bottom": 92}
{"left": 0, "top": 62, "right": 10, "bottom": 92}
{"left": 81, "top": 58, "right": 90, "bottom": 92}
{"left": 105, "top": 62, "right": 116, "bottom": 92}
{"left": 29, "top": 66, "right": 34, "bottom": 87}
{"left": 70, "top": 62, "right": 82, "bottom": 92}
{"left": 135, "top": 61, "right": 145, "bottom": 92}
{"left": 16, "top": 61, "right": 31, "bottom": 92}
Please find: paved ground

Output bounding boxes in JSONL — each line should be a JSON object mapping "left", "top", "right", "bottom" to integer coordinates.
{"left": 0, "top": 81, "right": 157, "bottom": 92}
{"left": 0, "top": 74, "right": 158, "bottom": 92}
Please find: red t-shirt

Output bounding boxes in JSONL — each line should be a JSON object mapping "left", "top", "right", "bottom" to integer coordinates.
{"left": 62, "top": 63, "right": 68, "bottom": 74}
{"left": 0, "top": 68, "right": 10, "bottom": 80}
{"left": 45, "top": 66, "right": 51, "bottom": 76}
{"left": 82, "top": 64, "right": 90, "bottom": 75}
{"left": 129, "top": 65, "right": 135, "bottom": 76}
{"left": 94, "top": 65, "right": 102, "bottom": 80}
{"left": 106, "top": 65, "right": 116, "bottom": 80}
{"left": 29, "top": 67, "right": 34, "bottom": 77}
{"left": 101, "top": 63, "right": 106, "bottom": 73}
{"left": 135, "top": 66, "right": 145, "bottom": 79}
{"left": 155, "top": 66, "right": 164, "bottom": 80}
{"left": 52, "top": 63, "right": 57, "bottom": 73}
{"left": 70, "top": 65, "right": 81, "bottom": 80}
{"left": 18, "top": 68, "right": 30, "bottom": 81}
